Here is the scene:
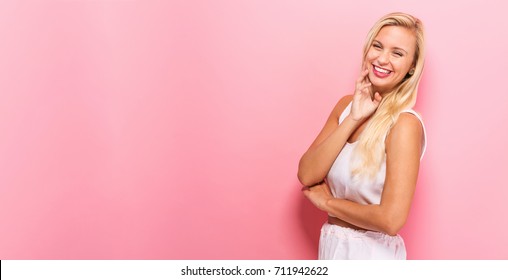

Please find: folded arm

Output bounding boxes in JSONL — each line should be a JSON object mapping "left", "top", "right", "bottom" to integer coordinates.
{"left": 303, "top": 112, "right": 423, "bottom": 235}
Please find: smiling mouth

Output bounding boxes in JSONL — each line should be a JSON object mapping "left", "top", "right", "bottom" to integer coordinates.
{"left": 373, "top": 65, "right": 392, "bottom": 74}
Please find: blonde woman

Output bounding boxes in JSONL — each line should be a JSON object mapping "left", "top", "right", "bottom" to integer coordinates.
{"left": 298, "top": 12, "right": 427, "bottom": 260}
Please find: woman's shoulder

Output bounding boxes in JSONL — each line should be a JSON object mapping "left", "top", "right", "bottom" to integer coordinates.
{"left": 401, "top": 108, "right": 424, "bottom": 120}
{"left": 397, "top": 109, "right": 425, "bottom": 136}
{"left": 338, "top": 94, "right": 354, "bottom": 107}
{"left": 331, "top": 94, "right": 354, "bottom": 121}
{"left": 394, "top": 112, "right": 423, "bottom": 131}
{"left": 386, "top": 109, "right": 427, "bottom": 159}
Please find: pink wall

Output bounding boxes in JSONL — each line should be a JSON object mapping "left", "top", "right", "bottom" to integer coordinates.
{"left": 1, "top": 0, "right": 507, "bottom": 259}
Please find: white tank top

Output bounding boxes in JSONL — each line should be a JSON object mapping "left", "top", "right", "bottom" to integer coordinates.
{"left": 326, "top": 102, "right": 427, "bottom": 205}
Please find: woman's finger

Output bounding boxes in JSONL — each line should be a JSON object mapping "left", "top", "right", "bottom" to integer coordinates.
{"left": 359, "top": 83, "right": 372, "bottom": 91}
{"left": 302, "top": 189, "right": 310, "bottom": 198}
{"left": 355, "top": 69, "right": 369, "bottom": 88}
{"left": 373, "top": 92, "right": 382, "bottom": 104}
{"left": 360, "top": 69, "right": 369, "bottom": 82}
{"left": 301, "top": 186, "right": 311, "bottom": 191}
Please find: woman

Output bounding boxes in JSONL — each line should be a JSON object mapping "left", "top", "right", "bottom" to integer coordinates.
{"left": 298, "top": 12, "right": 426, "bottom": 260}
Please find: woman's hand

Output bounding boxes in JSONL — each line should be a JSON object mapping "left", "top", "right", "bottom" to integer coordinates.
{"left": 302, "top": 181, "right": 334, "bottom": 212}
{"left": 350, "top": 68, "right": 382, "bottom": 122}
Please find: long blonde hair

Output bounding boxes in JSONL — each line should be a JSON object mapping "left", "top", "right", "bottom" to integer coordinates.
{"left": 351, "top": 12, "right": 425, "bottom": 180}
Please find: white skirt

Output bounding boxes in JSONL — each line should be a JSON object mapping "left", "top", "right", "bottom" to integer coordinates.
{"left": 318, "top": 223, "right": 406, "bottom": 260}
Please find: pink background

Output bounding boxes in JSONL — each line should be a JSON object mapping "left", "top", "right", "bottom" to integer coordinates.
{"left": 1, "top": 0, "right": 507, "bottom": 259}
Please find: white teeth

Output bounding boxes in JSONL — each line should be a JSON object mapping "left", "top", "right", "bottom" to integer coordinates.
{"left": 374, "top": 66, "right": 391, "bottom": 74}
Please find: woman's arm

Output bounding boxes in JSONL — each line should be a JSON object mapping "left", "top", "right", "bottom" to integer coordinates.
{"left": 297, "top": 95, "right": 358, "bottom": 187}
{"left": 303, "top": 112, "right": 423, "bottom": 235}
{"left": 298, "top": 69, "right": 382, "bottom": 187}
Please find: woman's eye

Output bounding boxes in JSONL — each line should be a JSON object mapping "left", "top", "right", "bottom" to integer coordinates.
{"left": 394, "top": 52, "right": 403, "bottom": 57}
{"left": 373, "top": 44, "right": 381, "bottom": 49}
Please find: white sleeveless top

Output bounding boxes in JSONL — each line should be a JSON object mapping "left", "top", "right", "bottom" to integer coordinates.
{"left": 326, "top": 102, "right": 427, "bottom": 205}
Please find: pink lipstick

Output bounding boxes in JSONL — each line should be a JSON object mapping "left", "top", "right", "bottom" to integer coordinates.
{"left": 372, "top": 65, "right": 391, "bottom": 78}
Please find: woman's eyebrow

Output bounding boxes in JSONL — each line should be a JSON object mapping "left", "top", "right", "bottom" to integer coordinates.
{"left": 373, "top": 40, "right": 408, "bottom": 54}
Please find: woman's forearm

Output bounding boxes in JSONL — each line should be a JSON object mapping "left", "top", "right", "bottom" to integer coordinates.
{"left": 323, "top": 198, "right": 403, "bottom": 236}
{"left": 298, "top": 115, "right": 362, "bottom": 187}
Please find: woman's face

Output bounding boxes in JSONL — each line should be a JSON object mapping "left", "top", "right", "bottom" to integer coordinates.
{"left": 365, "top": 25, "right": 416, "bottom": 94}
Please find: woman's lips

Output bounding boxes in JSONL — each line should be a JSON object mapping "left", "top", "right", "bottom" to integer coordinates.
{"left": 372, "top": 65, "right": 392, "bottom": 78}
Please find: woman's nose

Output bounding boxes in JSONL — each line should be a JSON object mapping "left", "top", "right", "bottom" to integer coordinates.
{"left": 377, "top": 51, "right": 390, "bottom": 65}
